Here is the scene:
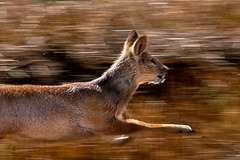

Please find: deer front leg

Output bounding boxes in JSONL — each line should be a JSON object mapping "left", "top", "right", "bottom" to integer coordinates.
{"left": 121, "top": 111, "right": 131, "bottom": 119}
{"left": 108, "top": 117, "right": 195, "bottom": 135}
{"left": 126, "top": 119, "right": 195, "bottom": 133}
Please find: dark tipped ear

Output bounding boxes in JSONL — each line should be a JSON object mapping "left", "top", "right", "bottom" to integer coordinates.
{"left": 124, "top": 30, "right": 139, "bottom": 50}
{"left": 132, "top": 36, "right": 147, "bottom": 56}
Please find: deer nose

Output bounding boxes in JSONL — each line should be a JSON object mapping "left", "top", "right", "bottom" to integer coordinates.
{"left": 163, "top": 65, "right": 169, "bottom": 75}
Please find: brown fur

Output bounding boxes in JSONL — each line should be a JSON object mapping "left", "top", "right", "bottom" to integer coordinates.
{"left": 0, "top": 30, "right": 194, "bottom": 141}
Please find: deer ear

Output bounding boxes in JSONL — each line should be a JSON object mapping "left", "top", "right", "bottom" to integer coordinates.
{"left": 124, "top": 30, "right": 139, "bottom": 50}
{"left": 131, "top": 36, "right": 147, "bottom": 56}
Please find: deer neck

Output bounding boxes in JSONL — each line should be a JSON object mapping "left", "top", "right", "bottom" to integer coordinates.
{"left": 93, "top": 53, "right": 139, "bottom": 113}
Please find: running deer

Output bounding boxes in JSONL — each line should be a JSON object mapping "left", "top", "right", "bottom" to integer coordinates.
{"left": 0, "top": 30, "right": 194, "bottom": 141}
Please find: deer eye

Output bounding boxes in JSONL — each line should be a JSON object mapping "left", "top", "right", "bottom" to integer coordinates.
{"left": 150, "top": 58, "right": 156, "bottom": 65}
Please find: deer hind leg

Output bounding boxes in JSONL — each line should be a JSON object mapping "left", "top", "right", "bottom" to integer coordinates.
{"left": 111, "top": 136, "right": 134, "bottom": 145}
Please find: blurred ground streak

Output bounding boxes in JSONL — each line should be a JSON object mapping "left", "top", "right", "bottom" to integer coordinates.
{"left": 0, "top": 0, "right": 240, "bottom": 159}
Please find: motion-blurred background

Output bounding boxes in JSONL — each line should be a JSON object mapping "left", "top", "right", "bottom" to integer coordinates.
{"left": 0, "top": 0, "right": 239, "bottom": 159}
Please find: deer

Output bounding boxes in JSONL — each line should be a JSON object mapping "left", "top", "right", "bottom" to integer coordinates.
{"left": 0, "top": 30, "right": 195, "bottom": 142}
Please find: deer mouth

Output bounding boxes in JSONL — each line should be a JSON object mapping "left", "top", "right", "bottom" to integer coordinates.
{"left": 148, "top": 75, "right": 166, "bottom": 85}
{"left": 157, "top": 75, "right": 165, "bottom": 83}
